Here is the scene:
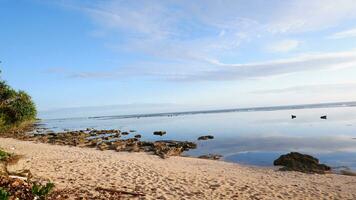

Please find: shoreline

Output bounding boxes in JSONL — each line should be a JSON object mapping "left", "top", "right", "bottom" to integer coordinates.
{"left": 1, "top": 137, "right": 356, "bottom": 199}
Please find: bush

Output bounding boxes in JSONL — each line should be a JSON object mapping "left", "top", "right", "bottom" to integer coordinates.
{"left": 0, "top": 70, "right": 36, "bottom": 126}
{"left": 0, "top": 150, "right": 10, "bottom": 161}
{"left": 31, "top": 182, "right": 55, "bottom": 199}
{"left": 0, "top": 187, "right": 9, "bottom": 200}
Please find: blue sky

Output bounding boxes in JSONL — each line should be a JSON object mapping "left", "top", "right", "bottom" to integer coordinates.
{"left": 1, "top": 0, "right": 356, "bottom": 113}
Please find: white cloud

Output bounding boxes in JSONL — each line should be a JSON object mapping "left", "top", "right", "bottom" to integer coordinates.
{"left": 52, "top": 1, "right": 356, "bottom": 82}
{"left": 266, "top": 40, "right": 300, "bottom": 53}
{"left": 328, "top": 28, "right": 356, "bottom": 39}
{"left": 266, "top": 0, "right": 356, "bottom": 33}
{"left": 49, "top": 50, "right": 356, "bottom": 82}
{"left": 170, "top": 50, "right": 356, "bottom": 81}
{"left": 252, "top": 82, "right": 356, "bottom": 94}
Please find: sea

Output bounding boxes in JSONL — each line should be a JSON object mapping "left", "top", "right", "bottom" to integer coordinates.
{"left": 38, "top": 101, "right": 356, "bottom": 171}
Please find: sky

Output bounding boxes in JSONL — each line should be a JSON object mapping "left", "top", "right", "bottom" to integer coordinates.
{"left": 1, "top": 0, "right": 356, "bottom": 113}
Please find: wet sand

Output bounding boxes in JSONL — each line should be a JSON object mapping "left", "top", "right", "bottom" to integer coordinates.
{"left": 1, "top": 137, "right": 356, "bottom": 199}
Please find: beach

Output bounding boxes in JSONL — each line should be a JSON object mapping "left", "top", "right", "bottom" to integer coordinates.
{"left": 1, "top": 137, "right": 355, "bottom": 199}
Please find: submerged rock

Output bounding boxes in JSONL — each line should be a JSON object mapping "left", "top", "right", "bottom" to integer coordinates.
{"left": 197, "top": 135, "right": 214, "bottom": 140}
{"left": 153, "top": 131, "right": 166, "bottom": 136}
{"left": 198, "top": 154, "right": 222, "bottom": 160}
{"left": 273, "top": 152, "right": 331, "bottom": 174}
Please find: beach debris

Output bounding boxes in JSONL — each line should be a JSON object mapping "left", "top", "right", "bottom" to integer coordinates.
{"left": 320, "top": 115, "right": 327, "bottom": 119}
{"left": 197, "top": 135, "right": 214, "bottom": 140}
{"left": 291, "top": 115, "right": 296, "bottom": 119}
{"left": 198, "top": 154, "right": 222, "bottom": 160}
{"left": 134, "top": 134, "right": 142, "bottom": 139}
{"left": 273, "top": 152, "right": 331, "bottom": 174}
{"left": 153, "top": 131, "right": 166, "bottom": 136}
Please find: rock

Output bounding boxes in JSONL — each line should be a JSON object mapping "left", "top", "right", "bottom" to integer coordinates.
{"left": 153, "top": 140, "right": 197, "bottom": 158}
{"left": 97, "top": 143, "right": 110, "bottom": 151}
{"left": 134, "top": 134, "right": 142, "bottom": 139}
{"left": 154, "top": 143, "right": 183, "bottom": 159}
{"left": 198, "top": 154, "right": 223, "bottom": 160}
{"left": 273, "top": 152, "right": 331, "bottom": 174}
{"left": 153, "top": 131, "right": 166, "bottom": 136}
{"left": 197, "top": 135, "right": 214, "bottom": 140}
{"left": 340, "top": 170, "right": 356, "bottom": 176}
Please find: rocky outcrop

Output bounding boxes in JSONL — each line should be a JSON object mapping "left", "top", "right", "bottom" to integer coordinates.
{"left": 197, "top": 135, "right": 214, "bottom": 140}
{"left": 198, "top": 154, "right": 222, "bottom": 160}
{"left": 6, "top": 127, "right": 198, "bottom": 159}
{"left": 273, "top": 152, "right": 331, "bottom": 174}
{"left": 153, "top": 131, "right": 166, "bottom": 136}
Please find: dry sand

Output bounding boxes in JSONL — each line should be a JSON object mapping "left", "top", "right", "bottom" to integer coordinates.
{"left": 1, "top": 137, "right": 356, "bottom": 200}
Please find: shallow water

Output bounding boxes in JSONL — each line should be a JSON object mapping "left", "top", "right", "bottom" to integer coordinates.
{"left": 39, "top": 106, "right": 356, "bottom": 170}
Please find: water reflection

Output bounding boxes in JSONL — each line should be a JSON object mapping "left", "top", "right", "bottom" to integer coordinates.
{"left": 40, "top": 106, "right": 356, "bottom": 170}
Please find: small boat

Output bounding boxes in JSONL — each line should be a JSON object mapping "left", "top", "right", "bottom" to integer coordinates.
{"left": 291, "top": 115, "right": 296, "bottom": 119}
{"left": 320, "top": 115, "right": 327, "bottom": 119}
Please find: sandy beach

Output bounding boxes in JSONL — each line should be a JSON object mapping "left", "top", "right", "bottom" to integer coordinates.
{"left": 1, "top": 137, "right": 355, "bottom": 200}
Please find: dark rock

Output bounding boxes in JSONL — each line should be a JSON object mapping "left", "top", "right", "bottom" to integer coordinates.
{"left": 153, "top": 140, "right": 197, "bottom": 158}
{"left": 153, "top": 131, "right": 166, "bottom": 136}
{"left": 273, "top": 152, "right": 331, "bottom": 174}
{"left": 198, "top": 154, "right": 223, "bottom": 160}
{"left": 197, "top": 135, "right": 214, "bottom": 140}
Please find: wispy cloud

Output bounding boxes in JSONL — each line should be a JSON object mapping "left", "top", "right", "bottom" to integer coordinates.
{"left": 266, "top": 39, "right": 300, "bottom": 53}
{"left": 49, "top": 1, "right": 356, "bottom": 82}
{"left": 252, "top": 82, "right": 356, "bottom": 94}
{"left": 328, "top": 27, "right": 356, "bottom": 39}
{"left": 47, "top": 50, "right": 356, "bottom": 81}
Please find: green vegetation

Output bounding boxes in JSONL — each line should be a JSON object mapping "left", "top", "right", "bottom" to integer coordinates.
{"left": 0, "top": 188, "right": 9, "bottom": 200}
{"left": 0, "top": 69, "right": 36, "bottom": 129}
{"left": 0, "top": 150, "right": 10, "bottom": 161}
{"left": 31, "top": 182, "right": 55, "bottom": 199}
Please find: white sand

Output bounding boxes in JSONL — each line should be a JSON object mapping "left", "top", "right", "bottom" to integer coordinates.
{"left": 1, "top": 137, "right": 356, "bottom": 200}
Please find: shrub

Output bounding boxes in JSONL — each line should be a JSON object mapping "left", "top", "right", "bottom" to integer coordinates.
{"left": 31, "top": 182, "right": 55, "bottom": 199}
{"left": 0, "top": 70, "right": 36, "bottom": 126}
{"left": 0, "top": 188, "right": 9, "bottom": 200}
{"left": 0, "top": 150, "right": 10, "bottom": 161}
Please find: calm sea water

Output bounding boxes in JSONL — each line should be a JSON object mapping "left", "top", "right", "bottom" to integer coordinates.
{"left": 39, "top": 105, "right": 356, "bottom": 170}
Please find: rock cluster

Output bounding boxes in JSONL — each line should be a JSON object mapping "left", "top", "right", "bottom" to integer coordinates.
{"left": 26, "top": 129, "right": 197, "bottom": 159}
{"left": 1, "top": 124, "right": 198, "bottom": 159}
{"left": 273, "top": 152, "right": 331, "bottom": 174}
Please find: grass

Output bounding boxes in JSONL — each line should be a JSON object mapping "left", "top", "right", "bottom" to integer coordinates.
{"left": 0, "top": 150, "right": 10, "bottom": 162}
{"left": 0, "top": 188, "right": 9, "bottom": 200}
{"left": 32, "top": 182, "right": 55, "bottom": 200}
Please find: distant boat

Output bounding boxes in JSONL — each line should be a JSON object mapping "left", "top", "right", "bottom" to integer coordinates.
{"left": 320, "top": 115, "right": 327, "bottom": 119}
{"left": 291, "top": 115, "right": 296, "bottom": 119}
